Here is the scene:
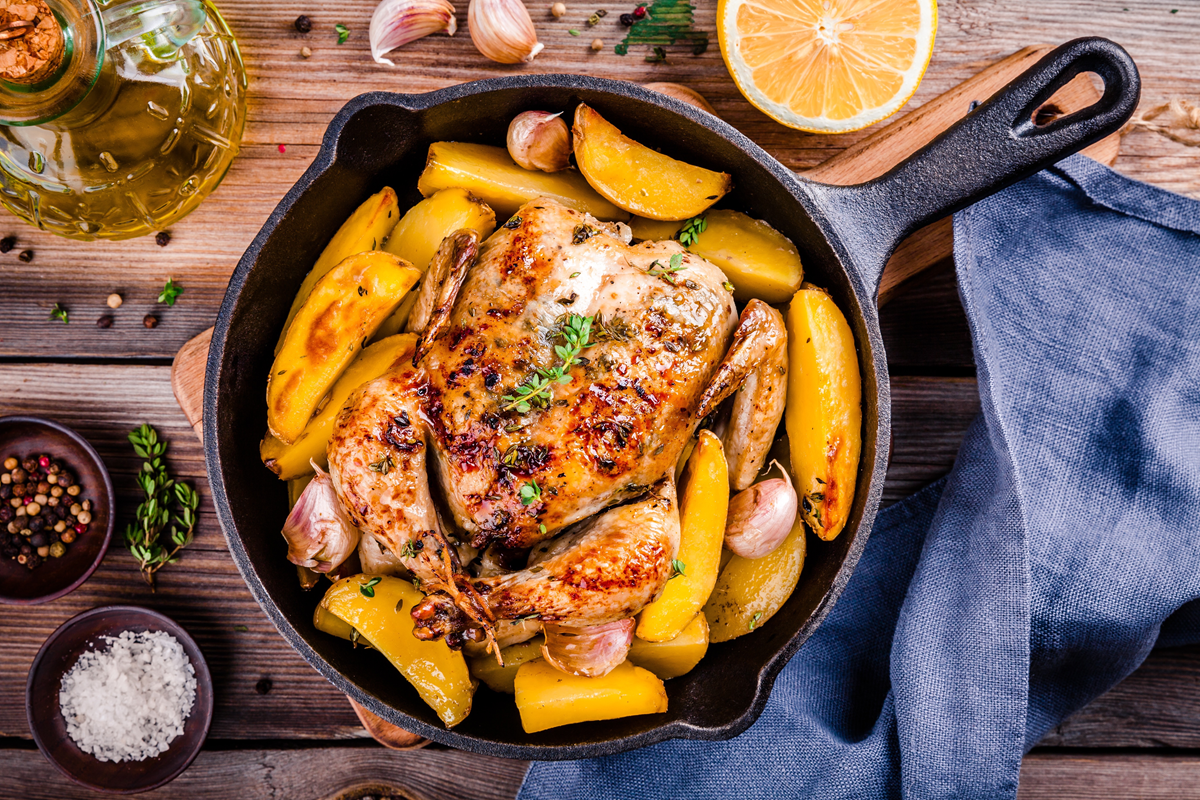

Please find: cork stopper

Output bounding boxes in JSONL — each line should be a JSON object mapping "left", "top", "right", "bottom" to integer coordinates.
{"left": 0, "top": 0, "right": 64, "bottom": 85}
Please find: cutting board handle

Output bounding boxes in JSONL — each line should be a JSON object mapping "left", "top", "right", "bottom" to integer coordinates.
{"left": 808, "top": 37, "right": 1140, "bottom": 292}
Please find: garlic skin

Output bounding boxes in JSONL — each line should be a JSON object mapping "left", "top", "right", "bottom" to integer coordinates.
{"left": 468, "top": 0, "right": 544, "bottom": 64}
{"left": 542, "top": 619, "right": 634, "bottom": 677}
{"left": 724, "top": 466, "right": 799, "bottom": 559}
{"left": 280, "top": 462, "right": 361, "bottom": 572}
{"left": 643, "top": 82, "right": 719, "bottom": 116}
{"left": 370, "top": 0, "right": 458, "bottom": 66}
{"left": 507, "top": 111, "right": 571, "bottom": 172}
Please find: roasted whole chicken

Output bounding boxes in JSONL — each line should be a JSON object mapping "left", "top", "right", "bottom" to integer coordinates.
{"left": 324, "top": 199, "right": 787, "bottom": 663}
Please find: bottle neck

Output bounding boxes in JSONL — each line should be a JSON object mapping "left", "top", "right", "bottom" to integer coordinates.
{"left": 0, "top": 0, "right": 104, "bottom": 127}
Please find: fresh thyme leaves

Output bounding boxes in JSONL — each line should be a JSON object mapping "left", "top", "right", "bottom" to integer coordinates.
{"left": 397, "top": 541, "right": 418, "bottom": 559}
{"left": 572, "top": 224, "right": 597, "bottom": 244}
{"left": 501, "top": 314, "right": 595, "bottom": 413}
{"left": 158, "top": 277, "right": 184, "bottom": 306}
{"left": 503, "top": 215, "right": 522, "bottom": 230}
{"left": 669, "top": 558, "right": 687, "bottom": 579}
{"left": 722, "top": 280, "right": 735, "bottom": 293}
{"left": 411, "top": 575, "right": 422, "bottom": 590}
{"left": 749, "top": 611, "right": 764, "bottom": 630}
{"left": 368, "top": 455, "right": 394, "bottom": 474}
{"left": 335, "top": 23, "right": 350, "bottom": 44}
{"left": 360, "top": 576, "right": 382, "bottom": 598}
{"left": 517, "top": 613, "right": 540, "bottom": 621}
{"left": 49, "top": 303, "right": 68, "bottom": 324}
{"left": 123, "top": 424, "right": 198, "bottom": 589}
{"left": 569, "top": 271, "right": 581, "bottom": 279}
{"left": 677, "top": 215, "right": 707, "bottom": 246}
{"left": 519, "top": 479, "right": 542, "bottom": 506}
{"left": 538, "top": 523, "right": 547, "bottom": 534}
{"left": 502, "top": 443, "right": 550, "bottom": 473}
{"left": 591, "top": 311, "right": 630, "bottom": 343}
{"left": 647, "top": 253, "right": 687, "bottom": 285}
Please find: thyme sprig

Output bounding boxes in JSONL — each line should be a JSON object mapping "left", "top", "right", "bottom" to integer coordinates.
{"left": 501, "top": 314, "right": 595, "bottom": 413}
{"left": 123, "top": 424, "right": 198, "bottom": 589}
{"left": 677, "top": 215, "right": 707, "bottom": 246}
{"left": 647, "top": 253, "right": 687, "bottom": 285}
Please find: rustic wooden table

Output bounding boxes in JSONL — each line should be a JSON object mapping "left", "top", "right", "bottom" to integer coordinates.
{"left": 2, "top": 1, "right": 1198, "bottom": 797}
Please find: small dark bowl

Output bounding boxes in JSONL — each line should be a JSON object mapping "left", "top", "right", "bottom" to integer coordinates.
{"left": 0, "top": 416, "right": 114, "bottom": 604}
{"left": 26, "top": 606, "right": 214, "bottom": 795}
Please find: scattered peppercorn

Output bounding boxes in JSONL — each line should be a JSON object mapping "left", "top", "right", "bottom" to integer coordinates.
{"left": 255, "top": 677, "right": 273, "bottom": 695}
{"left": 107, "top": 293, "right": 123, "bottom": 309}
{"left": 551, "top": 2, "right": 566, "bottom": 16}
{"left": 1, "top": 451, "right": 91, "bottom": 570}
{"left": 619, "top": 12, "right": 634, "bottom": 24}
{"left": 18, "top": 249, "right": 32, "bottom": 262}
{"left": 143, "top": 314, "right": 159, "bottom": 328}
{"left": 96, "top": 315, "right": 113, "bottom": 328}
{"left": 155, "top": 231, "right": 171, "bottom": 246}
{"left": 591, "top": 37, "right": 603, "bottom": 50}
{"left": 294, "top": 14, "right": 313, "bottom": 33}
{"left": 632, "top": 4, "right": 646, "bottom": 17}
{"left": 300, "top": 46, "right": 312, "bottom": 58}
{"left": 0, "top": 236, "right": 14, "bottom": 253}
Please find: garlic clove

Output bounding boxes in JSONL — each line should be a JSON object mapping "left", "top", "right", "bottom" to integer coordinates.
{"left": 281, "top": 462, "right": 361, "bottom": 572}
{"left": 507, "top": 110, "right": 571, "bottom": 172}
{"left": 541, "top": 618, "right": 635, "bottom": 677}
{"left": 468, "top": 0, "right": 543, "bottom": 64}
{"left": 370, "top": 0, "right": 458, "bottom": 66}
{"left": 643, "top": 82, "right": 719, "bottom": 117}
{"left": 723, "top": 463, "right": 799, "bottom": 559}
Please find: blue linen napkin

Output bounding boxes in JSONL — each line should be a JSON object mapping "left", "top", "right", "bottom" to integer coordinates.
{"left": 518, "top": 154, "right": 1200, "bottom": 800}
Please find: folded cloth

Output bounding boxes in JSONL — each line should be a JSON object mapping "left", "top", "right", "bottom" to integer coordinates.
{"left": 518, "top": 154, "right": 1200, "bottom": 800}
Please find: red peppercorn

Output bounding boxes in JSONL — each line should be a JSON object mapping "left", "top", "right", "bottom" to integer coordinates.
{"left": 633, "top": 5, "right": 646, "bottom": 17}
{"left": 38, "top": 456, "right": 49, "bottom": 469}
{"left": 23, "top": 496, "right": 31, "bottom": 505}
{"left": 74, "top": 522, "right": 88, "bottom": 534}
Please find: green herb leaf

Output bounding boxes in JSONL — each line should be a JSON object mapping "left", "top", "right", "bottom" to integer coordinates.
{"left": 519, "top": 479, "right": 542, "bottom": 506}
{"left": 397, "top": 540, "right": 418, "bottom": 559}
{"left": 335, "top": 23, "right": 350, "bottom": 43}
{"left": 368, "top": 455, "right": 394, "bottom": 474}
{"left": 158, "top": 277, "right": 184, "bottom": 306}
{"left": 669, "top": 558, "right": 687, "bottom": 579}
{"left": 538, "top": 523, "right": 547, "bottom": 534}
{"left": 569, "top": 28, "right": 581, "bottom": 35}
{"left": 749, "top": 611, "right": 764, "bottom": 630}
{"left": 123, "top": 424, "right": 197, "bottom": 589}
{"left": 360, "top": 576, "right": 382, "bottom": 598}
{"left": 234, "top": 624, "right": 249, "bottom": 632}
{"left": 49, "top": 303, "right": 68, "bottom": 324}
{"left": 502, "top": 314, "right": 595, "bottom": 412}
{"left": 676, "top": 215, "right": 707, "bottom": 247}
{"left": 722, "top": 280, "right": 735, "bottom": 293}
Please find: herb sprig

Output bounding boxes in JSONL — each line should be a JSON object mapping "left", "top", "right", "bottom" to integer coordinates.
{"left": 647, "top": 253, "right": 687, "bottom": 285}
{"left": 501, "top": 314, "right": 595, "bottom": 413}
{"left": 669, "top": 558, "right": 687, "bottom": 579}
{"left": 677, "top": 215, "right": 707, "bottom": 246}
{"left": 360, "top": 576, "right": 382, "bottom": 598}
{"left": 335, "top": 23, "right": 350, "bottom": 44}
{"left": 519, "top": 479, "right": 542, "bottom": 506}
{"left": 158, "top": 278, "right": 183, "bottom": 306}
{"left": 123, "top": 424, "right": 199, "bottom": 589}
{"left": 49, "top": 303, "right": 68, "bottom": 324}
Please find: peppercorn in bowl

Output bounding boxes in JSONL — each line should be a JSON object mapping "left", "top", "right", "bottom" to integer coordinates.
{"left": 0, "top": 416, "right": 114, "bottom": 604}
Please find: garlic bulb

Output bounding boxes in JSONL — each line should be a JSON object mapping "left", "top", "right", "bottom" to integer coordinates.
{"left": 542, "top": 619, "right": 634, "bottom": 677}
{"left": 507, "top": 111, "right": 571, "bottom": 172}
{"left": 280, "top": 462, "right": 360, "bottom": 572}
{"left": 370, "top": 0, "right": 458, "bottom": 66}
{"left": 723, "top": 464, "right": 798, "bottom": 559}
{"left": 468, "top": 0, "right": 543, "bottom": 64}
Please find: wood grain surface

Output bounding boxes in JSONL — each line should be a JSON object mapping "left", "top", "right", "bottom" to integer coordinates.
{"left": 2, "top": 0, "right": 1199, "bottom": 797}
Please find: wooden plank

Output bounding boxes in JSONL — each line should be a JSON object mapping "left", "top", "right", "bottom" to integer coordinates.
{"left": 879, "top": 258, "right": 976, "bottom": 373}
{"left": 1019, "top": 753, "right": 1200, "bottom": 799}
{"left": 1, "top": 0, "right": 1195, "bottom": 361}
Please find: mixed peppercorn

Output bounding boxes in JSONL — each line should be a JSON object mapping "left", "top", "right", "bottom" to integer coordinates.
{"left": 1, "top": 452, "right": 92, "bottom": 569}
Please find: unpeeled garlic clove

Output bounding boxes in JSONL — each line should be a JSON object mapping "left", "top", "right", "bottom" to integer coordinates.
{"left": 468, "top": 0, "right": 544, "bottom": 64}
{"left": 281, "top": 462, "right": 361, "bottom": 572}
{"left": 541, "top": 619, "right": 634, "bottom": 677}
{"left": 507, "top": 110, "right": 571, "bottom": 172}
{"left": 643, "top": 82, "right": 719, "bottom": 117}
{"left": 370, "top": 0, "right": 458, "bottom": 66}
{"left": 723, "top": 464, "right": 798, "bottom": 559}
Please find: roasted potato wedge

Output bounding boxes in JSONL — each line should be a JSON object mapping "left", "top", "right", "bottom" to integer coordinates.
{"left": 320, "top": 575, "right": 475, "bottom": 727}
{"left": 573, "top": 103, "right": 731, "bottom": 221}
{"left": 514, "top": 659, "right": 667, "bottom": 733}
{"left": 703, "top": 515, "right": 806, "bottom": 642}
{"left": 629, "top": 209, "right": 803, "bottom": 303}
{"left": 467, "top": 635, "right": 545, "bottom": 694}
{"left": 266, "top": 252, "right": 420, "bottom": 444}
{"left": 417, "top": 142, "right": 627, "bottom": 221}
{"left": 261, "top": 333, "right": 417, "bottom": 479}
{"left": 636, "top": 430, "right": 729, "bottom": 642}
{"left": 376, "top": 188, "right": 497, "bottom": 339}
{"left": 276, "top": 187, "right": 400, "bottom": 355}
{"left": 785, "top": 284, "right": 862, "bottom": 540}
{"left": 628, "top": 612, "right": 709, "bottom": 680}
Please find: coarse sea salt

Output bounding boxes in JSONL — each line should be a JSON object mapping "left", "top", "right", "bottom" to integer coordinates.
{"left": 58, "top": 629, "right": 197, "bottom": 762}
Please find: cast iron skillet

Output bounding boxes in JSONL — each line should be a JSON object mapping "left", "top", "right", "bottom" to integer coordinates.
{"left": 206, "top": 38, "right": 1139, "bottom": 759}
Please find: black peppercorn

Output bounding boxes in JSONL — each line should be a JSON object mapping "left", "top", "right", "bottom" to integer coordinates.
{"left": 619, "top": 12, "right": 634, "bottom": 24}
{"left": 143, "top": 314, "right": 159, "bottom": 328}
{"left": 21, "top": 458, "right": 36, "bottom": 472}
{"left": 0, "top": 485, "right": 9, "bottom": 501}
{"left": 17, "top": 249, "right": 32, "bottom": 262}
{"left": 0, "top": 236, "right": 14, "bottom": 253}
{"left": 155, "top": 231, "right": 171, "bottom": 246}
{"left": 29, "top": 531, "right": 47, "bottom": 548}
{"left": 0, "top": 505, "right": 10, "bottom": 520}
{"left": 255, "top": 677, "right": 273, "bottom": 694}
{"left": 294, "top": 14, "right": 312, "bottom": 33}
{"left": 97, "top": 315, "right": 113, "bottom": 328}
{"left": 29, "top": 517, "right": 43, "bottom": 532}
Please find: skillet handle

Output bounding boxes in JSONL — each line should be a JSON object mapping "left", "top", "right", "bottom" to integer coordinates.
{"left": 803, "top": 37, "right": 1140, "bottom": 291}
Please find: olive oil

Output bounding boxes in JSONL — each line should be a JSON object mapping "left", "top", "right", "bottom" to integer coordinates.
{"left": 0, "top": 0, "right": 246, "bottom": 240}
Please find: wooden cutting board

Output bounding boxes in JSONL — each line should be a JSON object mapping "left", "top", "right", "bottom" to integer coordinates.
{"left": 169, "top": 44, "right": 1120, "bottom": 747}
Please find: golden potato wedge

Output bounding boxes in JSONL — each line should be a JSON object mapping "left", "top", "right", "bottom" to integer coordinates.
{"left": 267, "top": 252, "right": 420, "bottom": 444}
{"left": 703, "top": 515, "right": 806, "bottom": 642}
{"left": 276, "top": 187, "right": 401, "bottom": 355}
{"left": 375, "top": 189, "right": 497, "bottom": 340}
{"left": 785, "top": 284, "right": 862, "bottom": 540}
{"left": 630, "top": 210, "right": 803, "bottom": 303}
{"left": 321, "top": 575, "right": 475, "bottom": 727}
{"left": 627, "top": 612, "right": 709, "bottom": 679}
{"left": 514, "top": 659, "right": 667, "bottom": 733}
{"left": 261, "top": 333, "right": 417, "bottom": 479}
{"left": 467, "top": 636, "right": 545, "bottom": 694}
{"left": 636, "top": 430, "right": 729, "bottom": 642}
{"left": 417, "top": 142, "right": 626, "bottom": 221}
{"left": 573, "top": 103, "right": 731, "bottom": 221}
